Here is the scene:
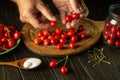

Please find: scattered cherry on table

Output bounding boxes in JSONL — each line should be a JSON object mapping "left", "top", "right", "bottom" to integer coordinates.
{"left": 49, "top": 60, "right": 57, "bottom": 68}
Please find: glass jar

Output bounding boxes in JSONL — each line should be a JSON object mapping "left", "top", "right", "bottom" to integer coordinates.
{"left": 103, "top": 4, "right": 120, "bottom": 48}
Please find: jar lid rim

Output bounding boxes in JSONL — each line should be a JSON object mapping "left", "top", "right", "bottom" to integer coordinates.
{"left": 109, "top": 4, "right": 120, "bottom": 18}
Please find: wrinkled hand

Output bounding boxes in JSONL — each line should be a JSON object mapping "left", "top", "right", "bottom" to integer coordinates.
{"left": 12, "top": 0, "right": 56, "bottom": 29}
{"left": 53, "top": 0, "right": 89, "bottom": 29}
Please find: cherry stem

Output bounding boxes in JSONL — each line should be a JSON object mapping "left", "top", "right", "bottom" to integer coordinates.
{"left": 5, "top": 27, "right": 11, "bottom": 40}
{"left": 57, "top": 55, "right": 68, "bottom": 64}
{"left": 20, "top": 31, "right": 25, "bottom": 34}
{"left": 88, "top": 47, "right": 111, "bottom": 67}
{"left": 64, "top": 55, "right": 68, "bottom": 66}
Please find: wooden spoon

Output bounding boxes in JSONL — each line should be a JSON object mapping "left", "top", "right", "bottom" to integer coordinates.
{"left": 0, "top": 58, "right": 42, "bottom": 69}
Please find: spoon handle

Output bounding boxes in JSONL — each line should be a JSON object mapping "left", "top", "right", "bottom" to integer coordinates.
{"left": 0, "top": 62, "right": 18, "bottom": 68}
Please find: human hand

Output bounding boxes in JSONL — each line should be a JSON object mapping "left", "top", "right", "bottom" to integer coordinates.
{"left": 12, "top": 0, "right": 56, "bottom": 29}
{"left": 52, "top": 0, "right": 89, "bottom": 29}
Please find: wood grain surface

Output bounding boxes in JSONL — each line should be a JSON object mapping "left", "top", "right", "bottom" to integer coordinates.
{"left": 1, "top": 1, "right": 120, "bottom": 80}
{"left": 21, "top": 18, "right": 105, "bottom": 57}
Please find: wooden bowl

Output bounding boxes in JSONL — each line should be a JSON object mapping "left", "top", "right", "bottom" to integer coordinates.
{"left": 21, "top": 18, "right": 104, "bottom": 57}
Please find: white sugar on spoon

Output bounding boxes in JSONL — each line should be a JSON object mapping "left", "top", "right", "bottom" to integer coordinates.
{"left": 23, "top": 58, "right": 42, "bottom": 69}
{"left": 0, "top": 57, "right": 42, "bottom": 69}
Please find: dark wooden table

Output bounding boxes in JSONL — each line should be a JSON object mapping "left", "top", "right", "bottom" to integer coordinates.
{"left": 0, "top": 0, "right": 120, "bottom": 80}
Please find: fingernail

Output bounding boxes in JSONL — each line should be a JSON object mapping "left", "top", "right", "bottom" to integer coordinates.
{"left": 52, "top": 16, "right": 56, "bottom": 21}
{"left": 71, "top": 23, "right": 74, "bottom": 27}
{"left": 80, "top": 14, "right": 84, "bottom": 18}
{"left": 66, "top": 24, "right": 71, "bottom": 29}
{"left": 62, "top": 20, "right": 66, "bottom": 24}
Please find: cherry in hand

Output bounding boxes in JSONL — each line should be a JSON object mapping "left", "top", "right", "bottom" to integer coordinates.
{"left": 72, "top": 13, "right": 79, "bottom": 20}
{"left": 50, "top": 21, "right": 56, "bottom": 27}
{"left": 65, "top": 13, "right": 80, "bottom": 23}
{"left": 65, "top": 15, "right": 72, "bottom": 23}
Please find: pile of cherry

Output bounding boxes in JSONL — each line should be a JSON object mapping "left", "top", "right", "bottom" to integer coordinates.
{"left": 103, "top": 21, "right": 120, "bottom": 47}
{"left": 34, "top": 13, "right": 89, "bottom": 74}
{"left": 34, "top": 13, "right": 88, "bottom": 74}
{"left": 0, "top": 24, "right": 21, "bottom": 52}
{"left": 34, "top": 13, "right": 88, "bottom": 50}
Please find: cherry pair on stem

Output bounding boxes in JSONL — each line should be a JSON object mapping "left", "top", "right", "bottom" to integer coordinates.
{"left": 49, "top": 55, "right": 68, "bottom": 74}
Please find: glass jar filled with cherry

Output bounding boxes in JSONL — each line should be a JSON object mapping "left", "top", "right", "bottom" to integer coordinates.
{"left": 103, "top": 4, "right": 120, "bottom": 48}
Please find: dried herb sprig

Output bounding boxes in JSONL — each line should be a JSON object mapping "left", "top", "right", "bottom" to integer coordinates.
{"left": 88, "top": 48, "right": 111, "bottom": 67}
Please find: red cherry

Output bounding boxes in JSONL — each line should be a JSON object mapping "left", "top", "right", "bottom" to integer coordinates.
{"left": 111, "top": 25, "right": 118, "bottom": 33}
{"left": 116, "top": 30, "right": 120, "bottom": 38}
{"left": 61, "top": 32, "right": 68, "bottom": 39}
{"left": 44, "top": 39, "right": 50, "bottom": 46}
{"left": 80, "top": 32, "right": 87, "bottom": 39}
{"left": 3, "top": 44, "right": 9, "bottom": 49}
{"left": 0, "top": 41, "right": 3, "bottom": 46}
{"left": 104, "top": 30, "right": 109, "bottom": 35}
{"left": 109, "top": 33, "right": 116, "bottom": 39}
{"left": 1, "top": 37, "right": 8, "bottom": 44}
{"left": 65, "top": 15, "right": 72, "bottom": 22}
{"left": 56, "top": 43, "right": 63, "bottom": 50}
{"left": 0, "top": 24, "right": 4, "bottom": 27}
{"left": 48, "top": 35, "right": 53, "bottom": 40}
{"left": 69, "top": 41, "right": 76, "bottom": 49}
{"left": 7, "top": 26, "right": 16, "bottom": 32}
{"left": 49, "top": 60, "right": 57, "bottom": 68}
{"left": 72, "top": 13, "right": 79, "bottom": 19}
{"left": 14, "top": 32, "right": 21, "bottom": 40}
{"left": 34, "top": 38, "right": 42, "bottom": 45}
{"left": 39, "top": 35, "right": 46, "bottom": 41}
{"left": 56, "top": 28, "right": 63, "bottom": 35}
{"left": 67, "top": 29, "right": 76, "bottom": 36}
{"left": 60, "top": 38, "right": 66, "bottom": 44}
{"left": 70, "top": 28, "right": 77, "bottom": 33}
{"left": 52, "top": 31, "right": 57, "bottom": 36}
{"left": 0, "top": 48, "right": 3, "bottom": 52}
{"left": 50, "top": 21, "right": 56, "bottom": 27}
{"left": 4, "top": 32, "right": 9, "bottom": 38}
{"left": 115, "top": 40, "right": 120, "bottom": 47}
{"left": 104, "top": 34, "right": 109, "bottom": 40}
{"left": 107, "top": 38, "right": 114, "bottom": 45}
{"left": 8, "top": 38, "right": 16, "bottom": 48}
{"left": 37, "top": 32, "right": 44, "bottom": 38}
{"left": 60, "top": 66, "right": 68, "bottom": 74}
{"left": 77, "top": 25, "right": 85, "bottom": 32}
{"left": 10, "top": 32, "right": 14, "bottom": 38}
{"left": 55, "top": 35, "right": 61, "bottom": 40}
{"left": 71, "top": 35, "right": 78, "bottom": 42}
{"left": 105, "top": 21, "right": 111, "bottom": 28}
{"left": 43, "top": 29, "right": 50, "bottom": 37}
{"left": 0, "top": 35, "right": 3, "bottom": 41}
{"left": 50, "top": 38, "right": 57, "bottom": 45}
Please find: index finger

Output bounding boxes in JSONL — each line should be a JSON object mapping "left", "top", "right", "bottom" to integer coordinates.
{"left": 26, "top": 13, "right": 49, "bottom": 29}
{"left": 36, "top": 1, "right": 56, "bottom": 21}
